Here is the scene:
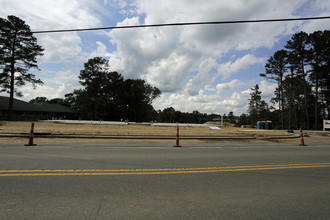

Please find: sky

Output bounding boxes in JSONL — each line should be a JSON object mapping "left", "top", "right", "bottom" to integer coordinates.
{"left": 1, "top": 0, "right": 330, "bottom": 115}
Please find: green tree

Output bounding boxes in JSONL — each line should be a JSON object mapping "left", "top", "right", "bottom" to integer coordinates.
{"left": 228, "top": 111, "right": 235, "bottom": 124}
{"left": 121, "top": 79, "right": 160, "bottom": 121}
{"left": 69, "top": 89, "right": 90, "bottom": 119}
{"left": 248, "top": 84, "right": 269, "bottom": 127}
{"left": 72, "top": 57, "right": 160, "bottom": 121}
{"left": 29, "top": 96, "right": 70, "bottom": 108}
{"left": 285, "top": 31, "right": 310, "bottom": 129}
{"left": 0, "top": 15, "right": 44, "bottom": 120}
{"left": 238, "top": 113, "right": 250, "bottom": 126}
{"left": 77, "top": 57, "right": 125, "bottom": 120}
{"left": 260, "top": 30, "right": 330, "bottom": 130}
{"left": 321, "top": 31, "right": 330, "bottom": 118}
{"left": 29, "top": 96, "right": 48, "bottom": 104}
{"left": 261, "top": 49, "right": 288, "bottom": 129}
{"left": 157, "top": 107, "right": 176, "bottom": 123}
{"left": 63, "top": 93, "right": 76, "bottom": 108}
{"left": 47, "top": 98, "right": 66, "bottom": 106}
{"left": 308, "top": 30, "right": 330, "bottom": 129}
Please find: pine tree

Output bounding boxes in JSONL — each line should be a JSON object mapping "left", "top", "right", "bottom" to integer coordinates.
{"left": 248, "top": 84, "right": 269, "bottom": 127}
{"left": 0, "top": 15, "right": 44, "bottom": 120}
{"left": 285, "top": 31, "right": 310, "bottom": 129}
{"left": 261, "top": 49, "right": 288, "bottom": 129}
{"left": 308, "top": 30, "right": 330, "bottom": 129}
{"left": 77, "top": 57, "right": 124, "bottom": 120}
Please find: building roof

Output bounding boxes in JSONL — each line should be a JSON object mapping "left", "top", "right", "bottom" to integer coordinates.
{"left": 0, "top": 96, "right": 71, "bottom": 113}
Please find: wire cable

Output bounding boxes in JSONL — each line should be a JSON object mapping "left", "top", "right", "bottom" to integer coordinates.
{"left": 29, "top": 16, "right": 330, "bottom": 34}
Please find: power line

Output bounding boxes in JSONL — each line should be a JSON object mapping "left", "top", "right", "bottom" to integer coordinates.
{"left": 30, "top": 16, "right": 330, "bottom": 34}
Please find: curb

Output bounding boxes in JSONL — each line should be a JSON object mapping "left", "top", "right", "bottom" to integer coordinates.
{"left": 0, "top": 133, "right": 299, "bottom": 140}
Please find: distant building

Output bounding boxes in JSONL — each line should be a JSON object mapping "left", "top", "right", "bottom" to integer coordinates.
{"left": 0, "top": 96, "right": 72, "bottom": 121}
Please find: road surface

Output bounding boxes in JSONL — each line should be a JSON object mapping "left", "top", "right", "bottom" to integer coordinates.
{"left": 1, "top": 140, "right": 330, "bottom": 219}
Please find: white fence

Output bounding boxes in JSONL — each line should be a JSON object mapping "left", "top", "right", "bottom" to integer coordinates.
{"left": 44, "top": 120, "right": 216, "bottom": 127}
{"left": 324, "top": 120, "right": 330, "bottom": 131}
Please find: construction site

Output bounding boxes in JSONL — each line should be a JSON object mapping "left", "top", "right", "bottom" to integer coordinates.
{"left": 0, "top": 120, "right": 329, "bottom": 146}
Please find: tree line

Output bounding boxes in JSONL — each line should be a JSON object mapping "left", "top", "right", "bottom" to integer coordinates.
{"left": 64, "top": 57, "right": 161, "bottom": 122}
{"left": 31, "top": 57, "right": 161, "bottom": 122}
{"left": 250, "top": 30, "right": 329, "bottom": 130}
{"left": 29, "top": 56, "right": 224, "bottom": 124}
{"left": 0, "top": 15, "right": 161, "bottom": 122}
{"left": 1, "top": 15, "right": 329, "bottom": 129}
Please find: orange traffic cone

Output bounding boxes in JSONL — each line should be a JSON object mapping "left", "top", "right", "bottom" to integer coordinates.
{"left": 173, "top": 124, "right": 182, "bottom": 147}
{"left": 299, "top": 128, "right": 307, "bottom": 146}
{"left": 25, "top": 122, "right": 37, "bottom": 146}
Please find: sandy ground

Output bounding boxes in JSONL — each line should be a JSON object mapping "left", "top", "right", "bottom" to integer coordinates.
{"left": 0, "top": 121, "right": 329, "bottom": 144}
{"left": 0, "top": 121, "right": 291, "bottom": 135}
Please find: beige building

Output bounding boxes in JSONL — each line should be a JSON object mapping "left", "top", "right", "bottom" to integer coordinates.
{"left": 0, "top": 96, "right": 71, "bottom": 121}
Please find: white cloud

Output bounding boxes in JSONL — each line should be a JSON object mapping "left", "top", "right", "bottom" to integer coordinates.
{"left": 0, "top": 0, "right": 106, "bottom": 100}
{"left": 134, "top": 0, "right": 311, "bottom": 53}
{"left": 19, "top": 69, "right": 81, "bottom": 101}
{"left": 221, "top": 90, "right": 251, "bottom": 112}
{"left": 145, "top": 52, "right": 193, "bottom": 92}
{"left": 107, "top": 0, "right": 299, "bottom": 95}
{"left": 153, "top": 91, "right": 222, "bottom": 113}
{"left": 183, "top": 57, "right": 216, "bottom": 96}
{"left": 216, "top": 79, "right": 254, "bottom": 95}
{"left": 38, "top": 33, "right": 82, "bottom": 63}
{"left": 21, "top": 84, "right": 56, "bottom": 101}
{"left": 153, "top": 89, "right": 251, "bottom": 115}
{"left": 2, "top": 0, "right": 330, "bottom": 115}
{"left": 216, "top": 54, "right": 266, "bottom": 80}
{"left": 153, "top": 79, "right": 276, "bottom": 115}
{"left": 301, "top": 13, "right": 330, "bottom": 33}
{"left": 87, "top": 41, "right": 112, "bottom": 59}
{"left": 259, "top": 80, "right": 277, "bottom": 98}
{"left": 108, "top": 16, "right": 191, "bottom": 90}
{"left": 0, "top": 0, "right": 102, "bottom": 63}
{"left": 1, "top": 0, "right": 102, "bottom": 30}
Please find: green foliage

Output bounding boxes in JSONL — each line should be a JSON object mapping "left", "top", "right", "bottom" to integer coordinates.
{"left": 28, "top": 96, "right": 72, "bottom": 109}
{"left": 308, "top": 30, "right": 330, "bottom": 130}
{"left": 0, "top": 15, "right": 44, "bottom": 91}
{"left": 261, "top": 49, "right": 288, "bottom": 129}
{"left": 121, "top": 79, "right": 161, "bottom": 121}
{"left": 0, "top": 15, "right": 44, "bottom": 120}
{"left": 237, "top": 113, "right": 250, "bottom": 126}
{"left": 67, "top": 57, "right": 161, "bottom": 121}
{"left": 228, "top": 111, "right": 235, "bottom": 124}
{"left": 28, "top": 96, "right": 73, "bottom": 108}
{"left": 261, "top": 30, "right": 329, "bottom": 130}
{"left": 29, "top": 96, "right": 48, "bottom": 104}
{"left": 156, "top": 108, "right": 211, "bottom": 124}
{"left": 285, "top": 31, "right": 311, "bottom": 129}
{"left": 248, "top": 84, "right": 269, "bottom": 127}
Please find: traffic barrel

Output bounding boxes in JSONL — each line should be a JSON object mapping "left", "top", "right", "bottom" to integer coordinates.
{"left": 299, "top": 128, "right": 307, "bottom": 146}
{"left": 173, "top": 124, "right": 182, "bottom": 147}
{"left": 25, "top": 122, "right": 37, "bottom": 146}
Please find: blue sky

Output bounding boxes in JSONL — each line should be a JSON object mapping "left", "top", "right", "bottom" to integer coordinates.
{"left": 1, "top": 0, "right": 330, "bottom": 115}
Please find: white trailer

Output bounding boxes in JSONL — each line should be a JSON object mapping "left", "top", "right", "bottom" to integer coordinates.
{"left": 323, "top": 120, "right": 330, "bottom": 131}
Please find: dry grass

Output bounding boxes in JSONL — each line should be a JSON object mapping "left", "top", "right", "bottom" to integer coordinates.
{"left": 0, "top": 121, "right": 292, "bottom": 136}
{"left": 1, "top": 121, "right": 329, "bottom": 144}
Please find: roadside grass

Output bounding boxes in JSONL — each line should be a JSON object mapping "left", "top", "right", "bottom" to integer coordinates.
{"left": 2, "top": 121, "right": 327, "bottom": 144}
{"left": 0, "top": 121, "right": 289, "bottom": 136}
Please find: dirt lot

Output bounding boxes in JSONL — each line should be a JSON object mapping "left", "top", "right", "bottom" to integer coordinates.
{"left": 0, "top": 121, "right": 289, "bottom": 136}
{"left": 0, "top": 121, "right": 328, "bottom": 144}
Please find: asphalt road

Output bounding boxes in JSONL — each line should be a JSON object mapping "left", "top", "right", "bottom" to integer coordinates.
{"left": 1, "top": 140, "right": 330, "bottom": 219}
